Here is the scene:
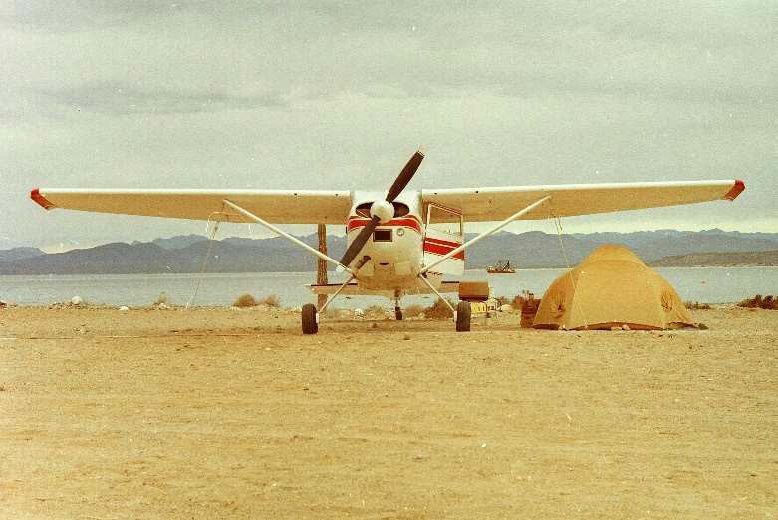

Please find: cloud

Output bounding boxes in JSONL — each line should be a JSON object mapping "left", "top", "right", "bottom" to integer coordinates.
{"left": 2, "top": 1, "right": 776, "bottom": 249}
{"left": 0, "top": 1, "right": 188, "bottom": 33}
{"left": 36, "top": 83, "right": 290, "bottom": 115}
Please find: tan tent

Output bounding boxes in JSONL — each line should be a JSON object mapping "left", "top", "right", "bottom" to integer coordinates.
{"left": 533, "top": 245, "right": 694, "bottom": 330}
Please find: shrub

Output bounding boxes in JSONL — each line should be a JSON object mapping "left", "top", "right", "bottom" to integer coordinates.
{"left": 320, "top": 306, "right": 340, "bottom": 317}
{"left": 257, "top": 294, "right": 281, "bottom": 308}
{"left": 495, "top": 296, "right": 509, "bottom": 306}
{"left": 685, "top": 301, "right": 711, "bottom": 310}
{"left": 738, "top": 294, "right": 778, "bottom": 310}
{"left": 364, "top": 305, "right": 386, "bottom": 318}
{"left": 404, "top": 304, "right": 425, "bottom": 317}
{"left": 233, "top": 293, "right": 258, "bottom": 307}
{"left": 511, "top": 294, "right": 526, "bottom": 310}
{"left": 424, "top": 298, "right": 454, "bottom": 319}
{"left": 512, "top": 291, "right": 540, "bottom": 311}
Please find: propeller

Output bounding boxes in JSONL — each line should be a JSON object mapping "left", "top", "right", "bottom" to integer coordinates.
{"left": 339, "top": 149, "right": 424, "bottom": 267}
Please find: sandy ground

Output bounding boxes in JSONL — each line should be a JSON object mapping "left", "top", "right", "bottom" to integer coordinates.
{"left": 0, "top": 304, "right": 776, "bottom": 519}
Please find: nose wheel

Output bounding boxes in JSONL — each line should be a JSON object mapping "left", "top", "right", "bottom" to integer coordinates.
{"left": 395, "top": 306, "right": 403, "bottom": 321}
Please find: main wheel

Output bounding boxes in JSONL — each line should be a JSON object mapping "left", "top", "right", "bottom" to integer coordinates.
{"left": 456, "top": 301, "right": 471, "bottom": 332}
{"left": 395, "top": 307, "right": 403, "bottom": 320}
{"left": 301, "top": 303, "right": 318, "bottom": 334}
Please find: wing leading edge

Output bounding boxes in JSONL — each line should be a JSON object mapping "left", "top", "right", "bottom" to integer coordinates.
{"left": 30, "top": 188, "right": 352, "bottom": 224}
{"left": 421, "top": 180, "right": 744, "bottom": 222}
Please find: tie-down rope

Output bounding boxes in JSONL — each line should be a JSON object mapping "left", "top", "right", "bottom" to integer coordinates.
{"left": 550, "top": 211, "right": 589, "bottom": 329}
{"left": 185, "top": 210, "right": 226, "bottom": 309}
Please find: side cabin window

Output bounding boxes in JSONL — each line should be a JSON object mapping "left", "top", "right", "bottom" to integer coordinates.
{"left": 426, "top": 204, "right": 463, "bottom": 239}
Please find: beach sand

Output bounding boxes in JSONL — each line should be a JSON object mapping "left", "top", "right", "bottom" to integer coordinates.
{"left": 1, "top": 305, "right": 776, "bottom": 519}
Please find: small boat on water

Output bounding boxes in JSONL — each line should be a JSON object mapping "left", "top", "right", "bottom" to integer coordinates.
{"left": 486, "top": 260, "right": 516, "bottom": 273}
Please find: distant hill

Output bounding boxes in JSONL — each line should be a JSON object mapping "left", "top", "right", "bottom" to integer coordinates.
{"left": 1, "top": 229, "right": 777, "bottom": 274}
{"left": 464, "top": 229, "right": 778, "bottom": 268}
{"left": 651, "top": 250, "right": 778, "bottom": 267}
{"left": 0, "top": 247, "right": 45, "bottom": 263}
{"left": 571, "top": 229, "right": 778, "bottom": 261}
{"left": 151, "top": 234, "right": 209, "bottom": 250}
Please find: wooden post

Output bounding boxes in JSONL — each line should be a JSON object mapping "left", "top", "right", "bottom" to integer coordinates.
{"left": 317, "top": 224, "right": 328, "bottom": 310}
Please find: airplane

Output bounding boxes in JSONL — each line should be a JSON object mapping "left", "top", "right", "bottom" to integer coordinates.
{"left": 30, "top": 149, "right": 745, "bottom": 333}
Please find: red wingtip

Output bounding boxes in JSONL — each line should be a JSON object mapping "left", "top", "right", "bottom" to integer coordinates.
{"left": 31, "top": 188, "right": 55, "bottom": 210}
{"left": 723, "top": 179, "right": 745, "bottom": 201}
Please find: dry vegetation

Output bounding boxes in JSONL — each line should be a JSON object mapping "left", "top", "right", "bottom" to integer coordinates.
{"left": 364, "top": 305, "right": 386, "bottom": 319}
{"left": 511, "top": 294, "right": 540, "bottom": 311}
{"left": 511, "top": 294, "right": 526, "bottom": 309}
{"left": 403, "top": 304, "right": 424, "bottom": 317}
{"left": 738, "top": 294, "right": 778, "bottom": 310}
{"left": 233, "top": 293, "right": 258, "bottom": 307}
{"left": 257, "top": 294, "right": 281, "bottom": 308}
{"left": 233, "top": 293, "right": 282, "bottom": 308}
{"left": 319, "top": 306, "right": 341, "bottom": 318}
{"left": 423, "top": 298, "right": 454, "bottom": 319}
{"left": 686, "top": 301, "right": 712, "bottom": 310}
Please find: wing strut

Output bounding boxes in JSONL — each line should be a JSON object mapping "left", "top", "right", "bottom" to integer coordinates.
{"left": 222, "top": 199, "right": 356, "bottom": 275}
{"left": 420, "top": 195, "right": 551, "bottom": 275}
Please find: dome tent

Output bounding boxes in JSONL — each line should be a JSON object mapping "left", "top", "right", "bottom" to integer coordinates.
{"left": 533, "top": 245, "right": 694, "bottom": 330}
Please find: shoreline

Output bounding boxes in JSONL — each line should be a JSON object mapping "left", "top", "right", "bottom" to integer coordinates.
{"left": 2, "top": 267, "right": 774, "bottom": 309}
{"left": 1, "top": 264, "right": 777, "bottom": 277}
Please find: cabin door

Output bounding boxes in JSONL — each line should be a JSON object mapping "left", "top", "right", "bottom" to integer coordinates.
{"left": 423, "top": 203, "right": 464, "bottom": 275}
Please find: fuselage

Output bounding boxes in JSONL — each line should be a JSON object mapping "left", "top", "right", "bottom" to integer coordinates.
{"left": 346, "top": 190, "right": 424, "bottom": 292}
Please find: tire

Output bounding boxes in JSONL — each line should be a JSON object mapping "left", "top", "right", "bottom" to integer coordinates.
{"left": 395, "top": 307, "right": 403, "bottom": 321}
{"left": 302, "top": 303, "right": 318, "bottom": 334}
{"left": 456, "top": 301, "right": 471, "bottom": 332}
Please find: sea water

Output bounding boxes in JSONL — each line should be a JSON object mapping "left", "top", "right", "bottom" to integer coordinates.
{"left": 2, "top": 267, "right": 776, "bottom": 308}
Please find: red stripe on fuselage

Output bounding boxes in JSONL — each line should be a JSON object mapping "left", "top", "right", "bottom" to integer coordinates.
{"left": 423, "top": 236, "right": 461, "bottom": 248}
{"left": 347, "top": 215, "right": 422, "bottom": 233}
{"left": 423, "top": 241, "right": 464, "bottom": 260}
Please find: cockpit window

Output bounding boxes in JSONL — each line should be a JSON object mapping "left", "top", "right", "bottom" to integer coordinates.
{"left": 393, "top": 202, "right": 409, "bottom": 217}
{"left": 355, "top": 202, "right": 410, "bottom": 218}
{"left": 355, "top": 202, "right": 372, "bottom": 218}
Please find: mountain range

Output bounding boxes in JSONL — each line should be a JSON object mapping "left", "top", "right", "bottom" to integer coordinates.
{"left": 1, "top": 229, "right": 777, "bottom": 275}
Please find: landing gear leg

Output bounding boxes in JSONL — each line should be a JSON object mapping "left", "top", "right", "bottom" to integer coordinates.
{"left": 393, "top": 295, "right": 402, "bottom": 321}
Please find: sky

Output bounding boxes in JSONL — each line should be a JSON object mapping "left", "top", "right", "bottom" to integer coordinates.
{"left": 1, "top": 1, "right": 776, "bottom": 252}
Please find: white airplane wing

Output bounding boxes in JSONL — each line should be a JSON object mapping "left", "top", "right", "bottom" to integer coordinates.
{"left": 421, "top": 180, "right": 744, "bottom": 222}
{"left": 31, "top": 188, "right": 352, "bottom": 224}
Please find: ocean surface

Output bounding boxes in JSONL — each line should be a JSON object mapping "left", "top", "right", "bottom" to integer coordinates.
{"left": 2, "top": 267, "right": 776, "bottom": 308}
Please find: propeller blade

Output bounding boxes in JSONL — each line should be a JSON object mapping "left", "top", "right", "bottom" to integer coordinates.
{"left": 386, "top": 149, "right": 424, "bottom": 202}
{"left": 340, "top": 215, "right": 380, "bottom": 266}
